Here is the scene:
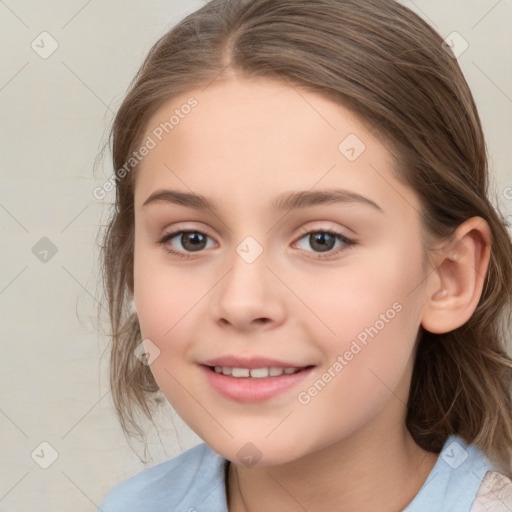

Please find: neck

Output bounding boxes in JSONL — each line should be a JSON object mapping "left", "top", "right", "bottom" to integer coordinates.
{"left": 226, "top": 413, "right": 438, "bottom": 512}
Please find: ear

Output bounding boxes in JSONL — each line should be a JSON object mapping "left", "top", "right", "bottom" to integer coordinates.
{"left": 421, "top": 216, "right": 491, "bottom": 334}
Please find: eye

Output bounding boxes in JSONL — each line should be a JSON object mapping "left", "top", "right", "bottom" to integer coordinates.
{"left": 157, "top": 230, "right": 216, "bottom": 258}
{"left": 294, "top": 229, "right": 355, "bottom": 257}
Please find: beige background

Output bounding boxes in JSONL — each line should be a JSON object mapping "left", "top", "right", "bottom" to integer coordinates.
{"left": 0, "top": 1, "right": 511, "bottom": 510}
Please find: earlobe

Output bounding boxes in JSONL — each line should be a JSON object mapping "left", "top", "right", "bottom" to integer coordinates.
{"left": 421, "top": 217, "right": 491, "bottom": 335}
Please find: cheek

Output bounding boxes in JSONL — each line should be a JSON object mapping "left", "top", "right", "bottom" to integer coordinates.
{"left": 133, "top": 250, "right": 217, "bottom": 414}
{"left": 133, "top": 243, "right": 208, "bottom": 344}
{"left": 133, "top": 262, "right": 199, "bottom": 411}
{"left": 332, "top": 246, "right": 425, "bottom": 402}
{"left": 293, "top": 298, "right": 421, "bottom": 446}
{"left": 294, "top": 236, "right": 426, "bottom": 409}
{"left": 293, "top": 235, "right": 426, "bottom": 350}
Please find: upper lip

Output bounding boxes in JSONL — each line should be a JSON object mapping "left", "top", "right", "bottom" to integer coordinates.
{"left": 201, "top": 355, "right": 312, "bottom": 369}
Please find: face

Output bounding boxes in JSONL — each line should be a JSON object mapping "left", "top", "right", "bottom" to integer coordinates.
{"left": 133, "top": 75, "right": 431, "bottom": 466}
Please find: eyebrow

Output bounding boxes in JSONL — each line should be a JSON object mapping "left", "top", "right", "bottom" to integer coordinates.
{"left": 142, "top": 188, "right": 383, "bottom": 213}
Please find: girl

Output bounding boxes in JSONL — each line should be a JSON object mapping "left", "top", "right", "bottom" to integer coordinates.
{"left": 98, "top": 0, "right": 512, "bottom": 510}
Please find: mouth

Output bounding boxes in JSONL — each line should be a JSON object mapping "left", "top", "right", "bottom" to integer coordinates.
{"left": 200, "top": 363, "right": 316, "bottom": 402}
{"left": 206, "top": 365, "right": 311, "bottom": 378}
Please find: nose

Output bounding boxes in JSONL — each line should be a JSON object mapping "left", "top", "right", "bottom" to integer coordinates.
{"left": 212, "top": 250, "right": 286, "bottom": 332}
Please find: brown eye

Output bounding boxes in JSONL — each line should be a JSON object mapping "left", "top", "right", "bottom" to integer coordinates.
{"left": 294, "top": 229, "right": 355, "bottom": 257}
{"left": 179, "top": 232, "right": 207, "bottom": 252}
{"left": 308, "top": 232, "right": 337, "bottom": 252}
{"left": 158, "top": 230, "right": 215, "bottom": 257}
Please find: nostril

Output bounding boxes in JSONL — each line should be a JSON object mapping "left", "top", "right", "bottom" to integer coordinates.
{"left": 217, "top": 317, "right": 271, "bottom": 329}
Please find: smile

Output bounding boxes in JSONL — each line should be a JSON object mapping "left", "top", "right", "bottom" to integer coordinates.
{"left": 211, "top": 366, "right": 303, "bottom": 378}
{"left": 201, "top": 364, "right": 315, "bottom": 402}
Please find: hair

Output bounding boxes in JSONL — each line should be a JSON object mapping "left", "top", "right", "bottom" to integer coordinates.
{"left": 99, "top": 0, "right": 512, "bottom": 474}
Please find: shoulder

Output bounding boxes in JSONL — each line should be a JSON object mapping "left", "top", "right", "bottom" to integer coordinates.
{"left": 405, "top": 435, "right": 504, "bottom": 511}
{"left": 97, "top": 442, "right": 228, "bottom": 512}
{"left": 470, "top": 471, "right": 512, "bottom": 512}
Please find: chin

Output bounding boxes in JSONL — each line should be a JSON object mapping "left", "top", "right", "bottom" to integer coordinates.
{"left": 203, "top": 432, "right": 314, "bottom": 468}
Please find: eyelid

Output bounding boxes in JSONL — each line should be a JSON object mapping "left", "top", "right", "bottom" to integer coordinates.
{"left": 157, "top": 222, "right": 216, "bottom": 241}
{"left": 295, "top": 222, "right": 355, "bottom": 243}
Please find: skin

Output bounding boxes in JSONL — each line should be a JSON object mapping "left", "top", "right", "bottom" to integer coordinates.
{"left": 132, "top": 73, "right": 491, "bottom": 511}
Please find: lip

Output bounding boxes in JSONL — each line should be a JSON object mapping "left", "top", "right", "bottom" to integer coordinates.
{"left": 199, "top": 363, "right": 315, "bottom": 403}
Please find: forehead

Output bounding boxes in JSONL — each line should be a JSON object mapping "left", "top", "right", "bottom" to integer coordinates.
{"left": 140, "top": 76, "right": 369, "bottom": 163}
{"left": 133, "top": 76, "right": 420, "bottom": 218}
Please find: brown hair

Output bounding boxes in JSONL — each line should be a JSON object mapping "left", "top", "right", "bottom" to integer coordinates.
{"left": 99, "top": 0, "right": 512, "bottom": 474}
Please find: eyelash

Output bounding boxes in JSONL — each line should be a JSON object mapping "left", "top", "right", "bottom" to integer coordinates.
{"left": 156, "top": 228, "right": 356, "bottom": 260}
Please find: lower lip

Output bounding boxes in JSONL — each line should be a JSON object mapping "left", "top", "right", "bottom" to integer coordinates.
{"left": 200, "top": 365, "right": 315, "bottom": 403}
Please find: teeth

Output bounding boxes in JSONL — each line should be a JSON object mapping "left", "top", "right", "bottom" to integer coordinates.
{"left": 231, "top": 367, "right": 250, "bottom": 378}
{"left": 269, "top": 367, "right": 284, "bottom": 377}
{"left": 250, "top": 367, "right": 269, "bottom": 378}
{"left": 212, "top": 366, "right": 302, "bottom": 378}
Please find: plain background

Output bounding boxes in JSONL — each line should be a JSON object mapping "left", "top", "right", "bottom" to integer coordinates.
{"left": 1, "top": 1, "right": 511, "bottom": 510}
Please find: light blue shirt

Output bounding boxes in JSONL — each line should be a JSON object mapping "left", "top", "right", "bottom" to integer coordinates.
{"left": 97, "top": 435, "right": 495, "bottom": 511}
